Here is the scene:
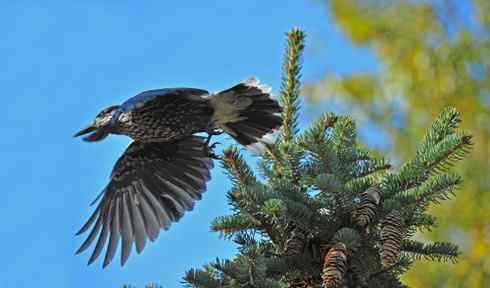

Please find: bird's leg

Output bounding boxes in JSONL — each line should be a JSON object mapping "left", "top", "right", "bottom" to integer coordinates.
{"left": 203, "top": 129, "right": 223, "bottom": 160}
{"left": 204, "top": 129, "right": 224, "bottom": 146}
{"left": 206, "top": 142, "right": 222, "bottom": 160}
{"left": 203, "top": 140, "right": 221, "bottom": 160}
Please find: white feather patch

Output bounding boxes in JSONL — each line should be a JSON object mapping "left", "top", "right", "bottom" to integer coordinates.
{"left": 246, "top": 142, "right": 267, "bottom": 155}
{"left": 241, "top": 77, "right": 273, "bottom": 95}
{"left": 245, "top": 128, "right": 280, "bottom": 155}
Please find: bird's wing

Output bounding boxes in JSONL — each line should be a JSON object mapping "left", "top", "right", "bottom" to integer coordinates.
{"left": 122, "top": 88, "right": 210, "bottom": 111}
{"left": 76, "top": 136, "right": 214, "bottom": 267}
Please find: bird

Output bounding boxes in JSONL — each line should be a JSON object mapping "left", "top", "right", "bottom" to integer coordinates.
{"left": 74, "top": 78, "right": 282, "bottom": 267}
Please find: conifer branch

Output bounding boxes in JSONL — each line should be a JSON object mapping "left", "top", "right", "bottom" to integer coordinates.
{"left": 345, "top": 174, "right": 375, "bottom": 196}
{"left": 367, "top": 258, "right": 410, "bottom": 281}
{"left": 297, "top": 112, "right": 337, "bottom": 147}
{"left": 381, "top": 108, "right": 473, "bottom": 200}
{"left": 420, "top": 133, "right": 473, "bottom": 175}
{"left": 405, "top": 212, "right": 436, "bottom": 232}
{"left": 416, "top": 107, "right": 461, "bottom": 157}
{"left": 212, "top": 214, "right": 261, "bottom": 239}
{"left": 380, "top": 164, "right": 429, "bottom": 199}
{"left": 222, "top": 147, "right": 257, "bottom": 187}
{"left": 183, "top": 30, "right": 472, "bottom": 288}
{"left": 183, "top": 265, "right": 222, "bottom": 288}
{"left": 353, "top": 158, "right": 391, "bottom": 178}
{"left": 401, "top": 240, "right": 459, "bottom": 263}
{"left": 280, "top": 28, "right": 305, "bottom": 147}
{"left": 277, "top": 28, "right": 305, "bottom": 187}
{"left": 264, "top": 144, "right": 285, "bottom": 178}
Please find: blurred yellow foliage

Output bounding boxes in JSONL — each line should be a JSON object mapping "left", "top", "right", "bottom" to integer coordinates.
{"left": 307, "top": 0, "right": 490, "bottom": 286}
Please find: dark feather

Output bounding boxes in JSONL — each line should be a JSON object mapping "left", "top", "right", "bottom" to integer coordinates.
{"left": 137, "top": 193, "right": 160, "bottom": 241}
{"left": 76, "top": 136, "right": 214, "bottom": 267}
{"left": 120, "top": 193, "right": 133, "bottom": 266}
{"left": 103, "top": 198, "right": 120, "bottom": 268}
{"left": 88, "top": 204, "right": 111, "bottom": 264}
{"left": 129, "top": 187, "right": 147, "bottom": 254}
{"left": 76, "top": 202, "right": 101, "bottom": 236}
{"left": 76, "top": 216, "right": 102, "bottom": 254}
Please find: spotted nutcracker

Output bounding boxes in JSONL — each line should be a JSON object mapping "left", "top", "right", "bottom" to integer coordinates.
{"left": 74, "top": 78, "right": 282, "bottom": 267}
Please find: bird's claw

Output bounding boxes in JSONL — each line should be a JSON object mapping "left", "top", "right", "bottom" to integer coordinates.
{"left": 208, "top": 152, "right": 222, "bottom": 160}
{"left": 204, "top": 129, "right": 223, "bottom": 146}
{"left": 209, "top": 141, "right": 221, "bottom": 150}
{"left": 204, "top": 141, "right": 222, "bottom": 160}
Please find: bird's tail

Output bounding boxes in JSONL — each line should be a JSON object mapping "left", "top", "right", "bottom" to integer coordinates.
{"left": 210, "top": 78, "right": 282, "bottom": 153}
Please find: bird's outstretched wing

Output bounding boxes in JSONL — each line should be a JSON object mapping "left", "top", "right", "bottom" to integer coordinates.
{"left": 122, "top": 88, "right": 210, "bottom": 111}
{"left": 76, "top": 136, "right": 214, "bottom": 267}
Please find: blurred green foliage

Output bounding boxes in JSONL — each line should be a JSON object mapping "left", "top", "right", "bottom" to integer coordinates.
{"left": 306, "top": 0, "right": 490, "bottom": 286}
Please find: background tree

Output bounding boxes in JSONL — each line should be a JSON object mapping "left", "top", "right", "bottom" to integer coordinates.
{"left": 306, "top": 1, "right": 489, "bottom": 286}
{"left": 182, "top": 28, "right": 473, "bottom": 288}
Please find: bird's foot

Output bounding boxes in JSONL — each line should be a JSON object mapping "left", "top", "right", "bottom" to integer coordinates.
{"left": 204, "top": 141, "right": 222, "bottom": 160}
{"left": 204, "top": 129, "right": 224, "bottom": 146}
{"left": 209, "top": 141, "right": 221, "bottom": 150}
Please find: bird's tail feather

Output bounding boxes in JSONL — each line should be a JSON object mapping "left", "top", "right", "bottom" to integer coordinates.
{"left": 210, "top": 78, "right": 282, "bottom": 153}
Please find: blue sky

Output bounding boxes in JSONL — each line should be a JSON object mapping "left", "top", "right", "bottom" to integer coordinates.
{"left": 0, "top": 1, "right": 378, "bottom": 287}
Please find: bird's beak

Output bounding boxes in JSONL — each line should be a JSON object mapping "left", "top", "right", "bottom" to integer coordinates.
{"left": 74, "top": 124, "right": 110, "bottom": 142}
{"left": 74, "top": 125, "right": 97, "bottom": 137}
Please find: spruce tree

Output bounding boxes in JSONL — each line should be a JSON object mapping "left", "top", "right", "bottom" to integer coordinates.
{"left": 181, "top": 28, "right": 473, "bottom": 288}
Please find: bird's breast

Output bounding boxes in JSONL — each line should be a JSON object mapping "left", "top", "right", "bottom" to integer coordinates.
{"left": 115, "top": 98, "right": 214, "bottom": 142}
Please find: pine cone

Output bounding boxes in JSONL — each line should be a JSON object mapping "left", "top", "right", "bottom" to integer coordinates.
{"left": 322, "top": 243, "right": 348, "bottom": 288}
{"left": 352, "top": 186, "right": 381, "bottom": 228}
{"left": 380, "top": 211, "right": 405, "bottom": 268}
{"left": 288, "top": 276, "right": 318, "bottom": 288}
{"left": 288, "top": 279, "right": 307, "bottom": 288}
{"left": 283, "top": 228, "right": 307, "bottom": 256}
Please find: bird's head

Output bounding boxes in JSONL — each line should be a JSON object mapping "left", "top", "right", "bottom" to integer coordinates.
{"left": 74, "top": 105, "right": 119, "bottom": 142}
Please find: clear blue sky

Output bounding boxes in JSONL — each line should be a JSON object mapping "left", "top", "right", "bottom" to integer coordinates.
{"left": 0, "top": 1, "right": 378, "bottom": 287}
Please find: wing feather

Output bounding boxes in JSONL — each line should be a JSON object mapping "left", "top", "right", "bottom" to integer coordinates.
{"left": 137, "top": 192, "right": 160, "bottom": 241}
{"left": 103, "top": 197, "right": 120, "bottom": 268}
{"left": 139, "top": 180, "right": 172, "bottom": 229}
{"left": 76, "top": 202, "right": 102, "bottom": 236}
{"left": 128, "top": 187, "right": 147, "bottom": 254}
{"left": 76, "top": 215, "right": 102, "bottom": 254}
{"left": 120, "top": 192, "right": 133, "bottom": 266}
{"left": 88, "top": 203, "right": 112, "bottom": 265}
{"left": 76, "top": 136, "right": 214, "bottom": 267}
